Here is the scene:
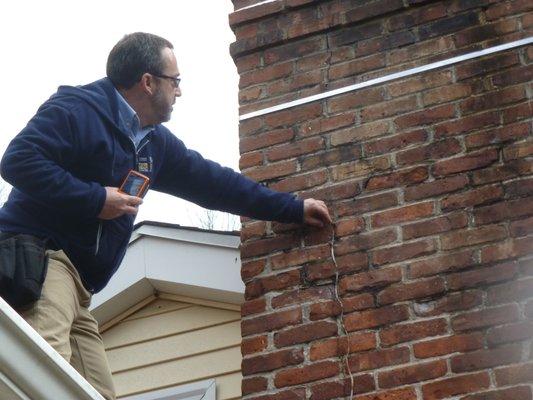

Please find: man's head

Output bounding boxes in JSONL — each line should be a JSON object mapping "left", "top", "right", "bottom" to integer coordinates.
{"left": 107, "top": 32, "right": 181, "bottom": 125}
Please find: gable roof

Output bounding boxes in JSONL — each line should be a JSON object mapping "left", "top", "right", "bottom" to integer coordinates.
{"left": 90, "top": 221, "right": 243, "bottom": 328}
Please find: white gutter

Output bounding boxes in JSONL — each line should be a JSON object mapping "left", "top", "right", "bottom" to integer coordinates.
{"left": 0, "top": 296, "right": 104, "bottom": 400}
{"left": 240, "top": 37, "right": 533, "bottom": 120}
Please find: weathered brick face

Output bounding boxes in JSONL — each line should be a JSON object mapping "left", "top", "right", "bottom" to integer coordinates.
{"left": 230, "top": 0, "right": 533, "bottom": 398}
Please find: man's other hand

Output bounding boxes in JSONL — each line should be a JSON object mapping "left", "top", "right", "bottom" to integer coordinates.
{"left": 98, "top": 187, "right": 143, "bottom": 220}
{"left": 303, "top": 198, "right": 332, "bottom": 228}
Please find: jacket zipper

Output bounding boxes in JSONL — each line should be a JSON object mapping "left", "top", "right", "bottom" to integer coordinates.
{"left": 95, "top": 221, "right": 103, "bottom": 255}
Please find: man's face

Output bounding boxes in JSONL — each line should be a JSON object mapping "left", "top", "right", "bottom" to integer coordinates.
{"left": 151, "top": 47, "right": 181, "bottom": 124}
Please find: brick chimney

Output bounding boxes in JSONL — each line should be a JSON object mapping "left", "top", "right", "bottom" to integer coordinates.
{"left": 229, "top": 1, "right": 532, "bottom": 399}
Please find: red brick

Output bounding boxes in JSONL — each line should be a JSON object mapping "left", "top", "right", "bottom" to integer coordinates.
{"left": 242, "top": 376, "right": 268, "bottom": 396}
{"left": 240, "top": 61, "right": 293, "bottom": 88}
{"left": 328, "top": 53, "right": 386, "bottom": 80}
{"left": 409, "top": 249, "right": 475, "bottom": 278}
{"left": 234, "top": 53, "right": 261, "bottom": 74}
{"left": 309, "top": 293, "right": 375, "bottom": 320}
{"left": 414, "top": 333, "right": 484, "bottom": 358}
{"left": 371, "top": 201, "right": 434, "bottom": 228}
{"left": 364, "top": 130, "right": 427, "bottom": 156}
{"left": 271, "top": 245, "right": 330, "bottom": 271}
{"left": 328, "top": 87, "right": 385, "bottom": 114}
{"left": 335, "top": 192, "right": 398, "bottom": 217}
{"left": 474, "top": 197, "right": 533, "bottom": 226}
{"left": 495, "top": 362, "right": 533, "bottom": 385}
{"left": 481, "top": 236, "right": 533, "bottom": 264}
{"left": 451, "top": 304, "right": 520, "bottom": 332}
{"left": 272, "top": 285, "right": 334, "bottom": 309}
{"left": 245, "top": 159, "right": 298, "bottom": 182}
{"left": 297, "top": 113, "right": 356, "bottom": 137}
{"left": 388, "top": 69, "right": 452, "bottom": 97}
{"left": 240, "top": 150, "right": 263, "bottom": 170}
{"left": 486, "top": 0, "right": 533, "bottom": 20}
{"left": 296, "top": 52, "right": 330, "bottom": 73}
{"left": 422, "top": 372, "right": 490, "bottom": 400}
{"left": 378, "top": 360, "right": 448, "bottom": 389}
{"left": 242, "top": 298, "right": 267, "bottom": 317}
{"left": 511, "top": 215, "right": 533, "bottom": 237}
{"left": 435, "top": 110, "right": 500, "bottom": 139}
{"left": 339, "top": 267, "right": 402, "bottom": 294}
{"left": 388, "top": 3, "right": 447, "bottom": 31}
{"left": 305, "top": 252, "right": 369, "bottom": 282}
{"left": 447, "top": 262, "right": 518, "bottom": 291}
{"left": 378, "top": 277, "right": 445, "bottom": 305}
{"left": 440, "top": 224, "right": 508, "bottom": 250}
{"left": 245, "top": 269, "right": 301, "bottom": 299}
{"left": 344, "top": 0, "right": 404, "bottom": 23}
{"left": 334, "top": 228, "right": 397, "bottom": 256}
{"left": 240, "top": 117, "right": 263, "bottom": 137}
{"left": 403, "top": 212, "right": 468, "bottom": 240}
{"left": 366, "top": 166, "right": 429, "bottom": 192}
{"left": 310, "top": 331, "right": 377, "bottom": 361}
{"left": 373, "top": 239, "right": 437, "bottom": 266}
{"left": 351, "top": 388, "right": 417, "bottom": 400}
{"left": 242, "top": 335, "right": 268, "bottom": 355}
{"left": 460, "top": 86, "right": 526, "bottom": 115}
{"left": 505, "top": 177, "right": 533, "bottom": 199}
{"left": 246, "top": 388, "right": 306, "bottom": 400}
{"left": 389, "top": 36, "right": 454, "bottom": 65}
{"left": 472, "top": 158, "right": 533, "bottom": 185}
{"left": 347, "top": 347, "right": 410, "bottom": 373}
{"left": 304, "top": 181, "right": 361, "bottom": 202}
{"left": 395, "top": 104, "right": 455, "bottom": 129}
{"left": 503, "top": 102, "right": 532, "bottom": 124}
{"left": 267, "top": 69, "right": 323, "bottom": 97}
{"left": 361, "top": 96, "right": 418, "bottom": 123}
{"left": 404, "top": 174, "right": 468, "bottom": 201}
{"left": 334, "top": 216, "right": 365, "bottom": 237}
{"left": 456, "top": 52, "right": 520, "bottom": 81}
{"left": 265, "top": 103, "right": 323, "bottom": 128}
{"left": 423, "top": 83, "right": 472, "bottom": 106}
{"left": 461, "top": 386, "right": 533, "bottom": 400}
{"left": 487, "top": 277, "right": 533, "bottom": 305}
{"left": 331, "top": 156, "right": 391, "bottom": 182}
{"left": 274, "top": 321, "right": 338, "bottom": 348}
{"left": 488, "top": 321, "right": 533, "bottom": 345}
{"left": 454, "top": 19, "right": 520, "bottom": 48}
{"left": 271, "top": 169, "right": 328, "bottom": 192}
{"left": 274, "top": 360, "right": 339, "bottom": 388}
{"left": 414, "top": 290, "right": 483, "bottom": 317}
{"left": 451, "top": 344, "right": 522, "bottom": 373}
{"left": 504, "top": 139, "right": 533, "bottom": 161}
{"left": 309, "top": 375, "right": 375, "bottom": 399}
{"left": 330, "top": 121, "right": 391, "bottom": 146}
{"left": 242, "top": 308, "right": 302, "bottom": 336}
{"left": 344, "top": 305, "right": 409, "bottom": 332}
{"left": 266, "top": 137, "right": 323, "bottom": 162}
{"left": 433, "top": 149, "right": 499, "bottom": 176}
{"left": 300, "top": 146, "right": 363, "bottom": 172}
{"left": 242, "top": 348, "right": 304, "bottom": 375}
{"left": 264, "top": 37, "right": 326, "bottom": 65}
{"left": 380, "top": 318, "right": 447, "bottom": 346}
{"left": 465, "top": 122, "right": 530, "bottom": 149}
{"left": 418, "top": 11, "right": 479, "bottom": 40}
{"left": 441, "top": 185, "right": 504, "bottom": 211}
{"left": 241, "top": 259, "right": 267, "bottom": 281}
{"left": 229, "top": 1, "right": 283, "bottom": 26}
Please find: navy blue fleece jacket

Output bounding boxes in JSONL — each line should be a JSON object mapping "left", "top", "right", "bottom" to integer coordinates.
{"left": 0, "top": 78, "right": 303, "bottom": 292}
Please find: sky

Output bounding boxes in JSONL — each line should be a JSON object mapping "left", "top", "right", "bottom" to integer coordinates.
{"left": 0, "top": 1, "right": 241, "bottom": 230}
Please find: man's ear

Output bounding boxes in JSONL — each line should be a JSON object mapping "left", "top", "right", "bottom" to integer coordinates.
{"left": 139, "top": 73, "right": 156, "bottom": 96}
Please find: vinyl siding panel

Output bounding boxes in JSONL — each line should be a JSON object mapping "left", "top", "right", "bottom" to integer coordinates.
{"left": 102, "top": 298, "right": 242, "bottom": 399}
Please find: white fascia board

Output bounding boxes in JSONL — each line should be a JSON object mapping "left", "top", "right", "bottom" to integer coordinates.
{"left": 134, "top": 225, "right": 240, "bottom": 249}
{"left": 121, "top": 379, "right": 215, "bottom": 400}
{"left": 0, "top": 297, "right": 104, "bottom": 400}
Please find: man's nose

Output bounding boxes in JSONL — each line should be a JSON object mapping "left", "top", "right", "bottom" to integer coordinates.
{"left": 175, "top": 86, "right": 181, "bottom": 97}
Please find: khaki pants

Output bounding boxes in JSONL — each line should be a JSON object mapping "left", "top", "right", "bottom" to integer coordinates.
{"left": 20, "top": 250, "right": 116, "bottom": 400}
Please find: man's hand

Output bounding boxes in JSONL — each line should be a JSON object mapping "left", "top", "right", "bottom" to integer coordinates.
{"left": 303, "top": 198, "right": 332, "bottom": 228}
{"left": 98, "top": 187, "right": 143, "bottom": 220}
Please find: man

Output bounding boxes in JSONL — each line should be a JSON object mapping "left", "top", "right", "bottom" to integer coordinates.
{"left": 0, "top": 33, "right": 331, "bottom": 399}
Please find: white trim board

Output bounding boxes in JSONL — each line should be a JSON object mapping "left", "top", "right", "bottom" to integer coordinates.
{"left": 239, "top": 37, "right": 533, "bottom": 121}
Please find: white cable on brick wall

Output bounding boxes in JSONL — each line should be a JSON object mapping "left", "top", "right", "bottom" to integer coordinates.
{"left": 239, "top": 37, "right": 533, "bottom": 121}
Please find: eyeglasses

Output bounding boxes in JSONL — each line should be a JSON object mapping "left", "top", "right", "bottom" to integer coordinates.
{"left": 152, "top": 73, "right": 181, "bottom": 88}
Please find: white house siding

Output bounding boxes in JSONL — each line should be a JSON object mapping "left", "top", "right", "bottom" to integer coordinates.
{"left": 102, "top": 298, "right": 242, "bottom": 399}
